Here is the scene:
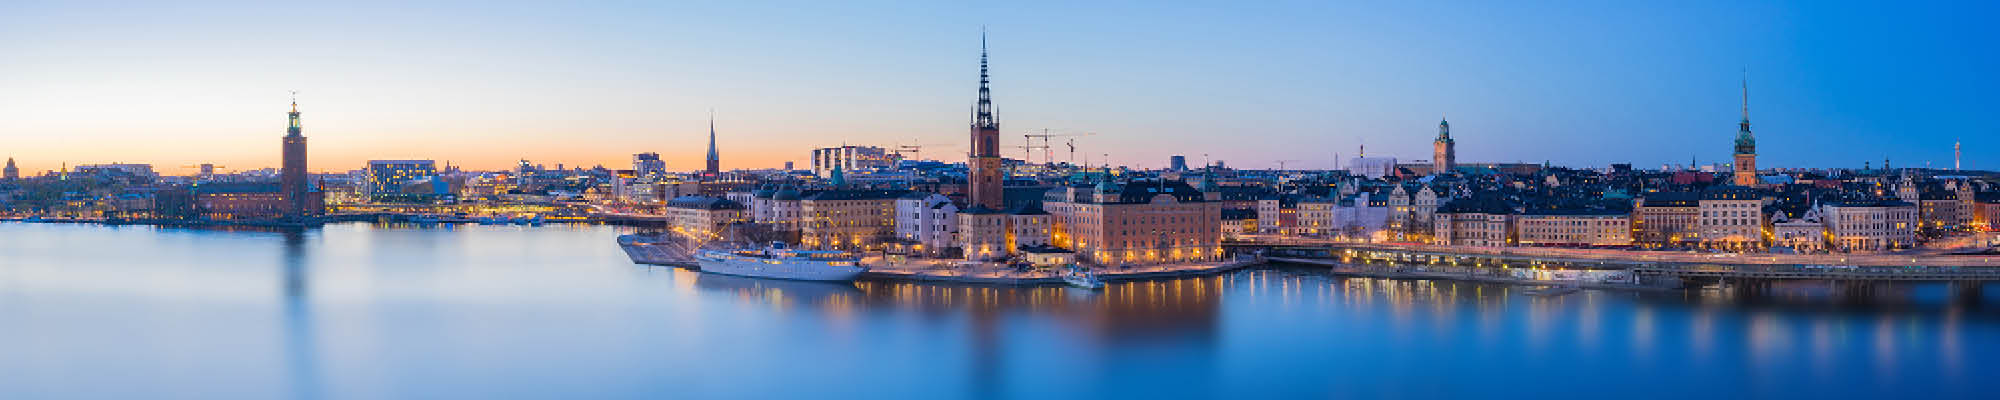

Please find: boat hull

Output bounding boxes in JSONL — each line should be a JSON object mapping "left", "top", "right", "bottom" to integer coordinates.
{"left": 694, "top": 251, "right": 868, "bottom": 282}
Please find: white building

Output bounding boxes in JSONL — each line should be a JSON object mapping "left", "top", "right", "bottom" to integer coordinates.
{"left": 1824, "top": 199, "right": 1918, "bottom": 252}
{"left": 749, "top": 186, "right": 804, "bottom": 231}
{"left": 1771, "top": 204, "right": 1826, "bottom": 252}
{"left": 811, "top": 146, "right": 899, "bottom": 178}
{"left": 894, "top": 192, "right": 958, "bottom": 256}
{"left": 1297, "top": 191, "right": 1390, "bottom": 240}
{"left": 1347, "top": 157, "right": 1399, "bottom": 179}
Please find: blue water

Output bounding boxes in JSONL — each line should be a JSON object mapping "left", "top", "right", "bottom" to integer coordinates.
{"left": 1, "top": 222, "right": 1994, "bottom": 399}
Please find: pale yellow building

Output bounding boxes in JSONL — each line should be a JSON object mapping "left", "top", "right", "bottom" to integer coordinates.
{"left": 1045, "top": 179, "right": 1224, "bottom": 266}
{"left": 799, "top": 190, "right": 907, "bottom": 250}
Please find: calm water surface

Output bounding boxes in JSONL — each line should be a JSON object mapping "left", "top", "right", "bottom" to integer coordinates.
{"left": 1, "top": 222, "right": 1995, "bottom": 399}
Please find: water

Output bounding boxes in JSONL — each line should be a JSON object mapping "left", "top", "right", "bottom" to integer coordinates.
{"left": 1, "top": 222, "right": 1994, "bottom": 399}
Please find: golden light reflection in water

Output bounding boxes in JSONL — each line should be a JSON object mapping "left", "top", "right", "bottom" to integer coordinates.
{"left": 667, "top": 263, "right": 1990, "bottom": 382}
{"left": 1747, "top": 311, "right": 1781, "bottom": 365}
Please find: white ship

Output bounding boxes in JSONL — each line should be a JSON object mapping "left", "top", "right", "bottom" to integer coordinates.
{"left": 694, "top": 242, "right": 868, "bottom": 282}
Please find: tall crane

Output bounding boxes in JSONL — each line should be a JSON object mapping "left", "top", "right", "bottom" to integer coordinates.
{"left": 180, "top": 164, "right": 225, "bottom": 176}
{"left": 1023, "top": 129, "right": 1095, "bottom": 166}
{"left": 892, "top": 142, "right": 956, "bottom": 162}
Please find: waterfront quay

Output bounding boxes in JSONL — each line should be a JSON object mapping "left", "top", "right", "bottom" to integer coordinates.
{"left": 858, "top": 255, "right": 1265, "bottom": 286}
{"left": 1243, "top": 239, "right": 2000, "bottom": 297}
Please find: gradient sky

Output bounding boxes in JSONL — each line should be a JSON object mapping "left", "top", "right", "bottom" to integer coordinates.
{"left": 2, "top": 0, "right": 1994, "bottom": 174}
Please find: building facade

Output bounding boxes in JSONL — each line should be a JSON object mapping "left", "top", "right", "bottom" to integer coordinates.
{"left": 664, "top": 195, "right": 745, "bottom": 243}
{"left": 1045, "top": 179, "right": 1224, "bottom": 266}
{"left": 365, "top": 160, "right": 439, "bottom": 198}
{"left": 1824, "top": 199, "right": 1918, "bottom": 252}
{"left": 1697, "top": 186, "right": 1764, "bottom": 249}
{"left": 811, "top": 146, "right": 898, "bottom": 178}
{"left": 633, "top": 152, "right": 665, "bottom": 179}
{"left": 1432, "top": 196, "right": 1515, "bottom": 247}
{"left": 1771, "top": 205, "right": 1827, "bottom": 252}
{"left": 894, "top": 192, "right": 958, "bottom": 256}
{"left": 798, "top": 189, "right": 907, "bottom": 250}
{"left": 1516, "top": 210, "right": 1632, "bottom": 247}
{"left": 1633, "top": 192, "right": 1699, "bottom": 247}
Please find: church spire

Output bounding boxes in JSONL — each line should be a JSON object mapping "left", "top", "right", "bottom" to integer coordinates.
{"left": 705, "top": 109, "right": 719, "bottom": 178}
{"left": 1733, "top": 71, "right": 1755, "bottom": 155}
{"left": 1740, "top": 72, "right": 1750, "bottom": 124}
{"left": 972, "top": 28, "right": 996, "bottom": 130}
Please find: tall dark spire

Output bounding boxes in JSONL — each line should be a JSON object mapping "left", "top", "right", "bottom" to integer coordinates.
{"left": 966, "top": 29, "right": 1004, "bottom": 209}
{"left": 705, "top": 109, "right": 720, "bottom": 178}
{"left": 972, "top": 28, "right": 996, "bottom": 130}
{"left": 1740, "top": 72, "right": 1750, "bottom": 124}
{"left": 1734, "top": 71, "right": 1755, "bottom": 155}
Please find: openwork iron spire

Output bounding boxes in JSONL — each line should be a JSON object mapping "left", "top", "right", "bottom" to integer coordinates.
{"left": 972, "top": 29, "right": 996, "bottom": 130}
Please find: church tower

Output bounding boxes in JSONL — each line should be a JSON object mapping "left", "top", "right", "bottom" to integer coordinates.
{"left": 1432, "top": 115, "right": 1455, "bottom": 175}
{"left": 966, "top": 32, "right": 1004, "bottom": 209}
{"left": 281, "top": 94, "right": 310, "bottom": 220}
{"left": 704, "top": 111, "right": 720, "bottom": 180}
{"left": 1732, "top": 76, "right": 1758, "bottom": 187}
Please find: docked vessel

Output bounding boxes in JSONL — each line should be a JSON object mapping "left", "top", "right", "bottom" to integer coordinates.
{"left": 616, "top": 233, "right": 699, "bottom": 267}
{"left": 1522, "top": 285, "right": 1581, "bottom": 297}
{"left": 1060, "top": 264, "right": 1104, "bottom": 290}
{"left": 694, "top": 242, "right": 867, "bottom": 282}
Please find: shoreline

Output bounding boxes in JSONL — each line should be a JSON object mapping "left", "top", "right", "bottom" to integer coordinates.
{"left": 1267, "top": 257, "right": 1681, "bottom": 292}
{"left": 857, "top": 258, "right": 1267, "bottom": 286}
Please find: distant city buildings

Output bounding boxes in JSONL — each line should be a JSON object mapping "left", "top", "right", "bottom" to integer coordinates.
{"left": 365, "top": 160, "right": 445, "bottom": 201}
{"left": 811, "top": 146, "right": 897, "bottom": 178}
{"left": 1, "top": 54, "right": 1993, "bottom": 262}
{"left": 73, "top": 163, "right": 157, "bottom": 180}
{"left": 1346, "top": 149, "right": 1397, "bottom": 179}
{"left": 633, "top": 152, "right": 665, "bottom": 179}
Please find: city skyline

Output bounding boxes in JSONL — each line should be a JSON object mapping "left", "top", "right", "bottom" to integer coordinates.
{"left": 3, "top": 1, "right": 1995, "bottom": 174}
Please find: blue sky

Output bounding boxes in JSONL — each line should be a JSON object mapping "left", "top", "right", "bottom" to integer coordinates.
{"left": 0, "top": 0, "right": 1993, "bottom": 173}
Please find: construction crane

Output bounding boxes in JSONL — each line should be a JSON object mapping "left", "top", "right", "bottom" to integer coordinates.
{"left": 1023, "top": 129, "right": 1096, "bottom": 166}
{"left": 1016, "top": 141, "right": 1048, "bottom": 164}
{"left": 892, "top": 142, "right": 956, "bottom": 162}
{"left": 180, "top": 164, "right": 225, "bottom": 176}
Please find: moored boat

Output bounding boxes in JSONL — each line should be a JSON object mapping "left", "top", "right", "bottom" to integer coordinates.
{"left": 1522, "top": 285, "right": 1581, "bottom": 297}
{"left": 694, "top": 242, "right": 867, "bottom": 282}
{"left": 1060, "top": 264, "right": 1104, "bottom": 290}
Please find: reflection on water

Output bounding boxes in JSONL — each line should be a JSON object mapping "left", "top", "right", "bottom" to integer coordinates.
{"left": 279, "top": 229, "right": 320, "bottom": 400}
{"left": 1, "top": 223, "right": 1995, "bottom": 399}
